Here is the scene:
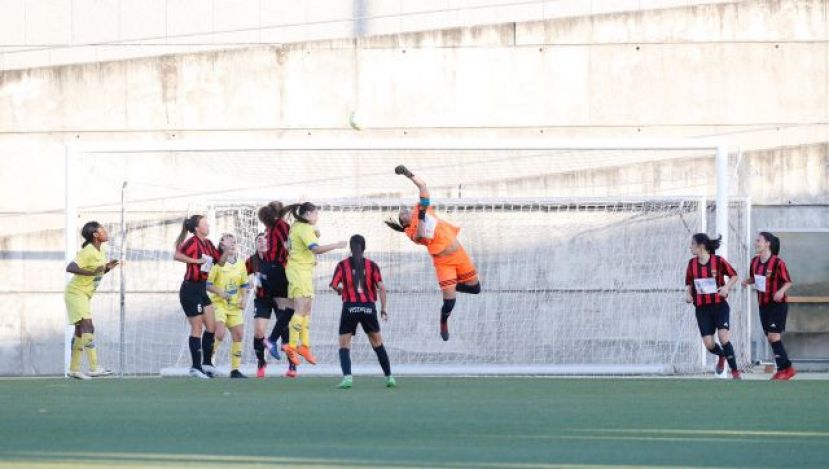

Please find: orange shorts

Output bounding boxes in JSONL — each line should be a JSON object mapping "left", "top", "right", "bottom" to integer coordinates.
{"left": 433, "top": 247, "right": 478, "bottom": 291}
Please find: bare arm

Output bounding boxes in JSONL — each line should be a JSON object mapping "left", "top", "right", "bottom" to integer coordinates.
{"left": 310, "top": 241, "right": 346, "bottom": 255}
{"left": 174, "top": 251, "right": 203, "bottom": 264}
{"left": 718, "top": 275, "right": 739, "bottom": 298}
{"left": 395, "top": 165, "right": 430, "bottom": 200}
{"left": 206, "top": 283, "right": 229, "bottom": 299}
{"left": 685, "top": 285, "right": 694, "bottom": 304}
{"left": 66, "top": 262, "right": 104, "bottom": 276}
{"left": 378, "top": 281, "right": 388, "bottom": 320}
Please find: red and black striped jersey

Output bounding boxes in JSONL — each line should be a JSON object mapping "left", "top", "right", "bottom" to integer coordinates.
{"left": 245, "top": 255, "right": 268, "bottom": 299}
{"left": 330, "top": 257, "right": 383, "bottom": 303}
{"left": 177, "top": 236, "right": 221, "bottom": 282}
{"left": 749, "top": 255, "right": 792, "bottom": 306}
{"left": 265, "top": 219, "right": 290, "bottom": 266}
{"left": 685, "top": 255, "right": 737, "bottom": 307}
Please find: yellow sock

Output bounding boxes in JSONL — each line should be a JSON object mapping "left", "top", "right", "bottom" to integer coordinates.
{"left": 300, "top": 315, "right": 311, "bottom": 348}
{"left": 289, "top": 315, "right": 302, "bottom": 348}
{"left": 82, "top": 333, "right": 98, "bottom": 370}
{"left": 213, "top": 338, "right": 223, "bottom": 363}
{"left": 69, "top": 335, "right": 84, "bottom": 372}
{"left": 231, "top": 341, "right": 242, "bottom": 371}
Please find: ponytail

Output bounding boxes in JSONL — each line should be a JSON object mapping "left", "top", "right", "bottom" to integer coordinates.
{"left": 759, "top": 231, "right": 781, "bottom": 256}
{"left": 692, "top": 233, "right": 722, "bottom": 254}
{"left": 384, "top": 218, "right": 406, "bottom": 233}
{"left": 175, "top": 215, "right": 203, "bottom": 249}
{"left": 278, "top": 202, "right": 317, "bottom": 224}
{"left": 257, "top": 201, "right": 284, "bottom": 228}
{"left": 80, "top": 221, "right": 102, "bottom": 247}
{"left": 349, "top": 234, "right": 367, "bottom": 293}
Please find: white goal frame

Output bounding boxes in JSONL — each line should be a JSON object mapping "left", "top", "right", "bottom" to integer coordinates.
{"left": 64, "top": 138, "right": 736, "bottom": 375}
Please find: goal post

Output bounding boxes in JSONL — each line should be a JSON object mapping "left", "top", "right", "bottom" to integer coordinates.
{"left": 64, "top": 139, "right": 743, "bottom": 376}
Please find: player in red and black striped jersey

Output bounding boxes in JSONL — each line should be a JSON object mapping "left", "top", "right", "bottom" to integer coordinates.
{"left": 329, "top": 235, "right": 394, "bottom": 389}
{"left": 743, "top": 232, "right": 796, "bottom": 380}
{"left": 684, "top": 233, "right": 742, "bottom": 379}
{"left": 173, "top": 215, "right": 228, "bottom": 379}
{"left": 256, "top": 201, "right": 297, "bottom": 378}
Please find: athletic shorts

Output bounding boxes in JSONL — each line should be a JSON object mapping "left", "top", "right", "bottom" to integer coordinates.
{"left": 286, "top": 263, "right": 314, "bottom": 299}
{"left": 253, "top": 298, "right": 277, "bottom": 320}
{"left": 268, "top": 263, "right": 289, "bottom": 299}
{"left": 215, "top": 305, "right": 244, "bottom": 329}
{"left": 179, "top": 281, "right": 212, "bottom": 317}
{"left": 65, "top": 288, "right": 92, "bottom": 325}
{"left": 695, "top": 302, "right": 730, "bottom": 337}
{"left": 433, "top": 246, "right": 478, "bottom": 291}
{"left": 759, "top": 302, "right": 788, "bottom": 334}
{"left": 339, "top": 302, "right": 381, "bottom": 336}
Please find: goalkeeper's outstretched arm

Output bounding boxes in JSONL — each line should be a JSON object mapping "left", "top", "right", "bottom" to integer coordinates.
{"left": 395, "top": 165, "right": 430, "bottom": 201}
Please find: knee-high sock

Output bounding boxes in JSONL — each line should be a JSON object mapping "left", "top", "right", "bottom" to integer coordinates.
{"left": 441, "top": 299, "right": 456, "bottom": 323}
{"left": 708, "top": 343, "right": 725, "bottom": 356}
{"left": 81, "top": 333, "right": 98, "bottom": 370}
{"left": 373, "top": 344, "right": 392, "bottom": 377}
{"left": 212, "top": 337, "right": 223, "bottom": 363}
{"left": 231, "top": 341, "right": 242, "bottom": 371}
{"left": 339, "top": 348, "right": 351, "bottom": 376}
{"left": 770, "top": 340, "right": 791, "bottom": 370}
{"left": 300, "top": 315, "right": 311, "bottom": 348}
{"left": 202, "top": 331, "right": 215, "bottom": 366}
{"left": 288, "top": 315, "right": 302, "bottom": 348}
{"left": 253, "top": 337, "right": 265, "bottom": 365}
{"left": 70, "top": 335, "right": 84, "bottom": 372}
{"left": 276, "top": 308, "right": 295, "bottom": 344}
{"left": 721, "top": 341, "right": 738, "bottom": 371}
{"left": 188, "top": 336, "right": 202, "bottom": 369}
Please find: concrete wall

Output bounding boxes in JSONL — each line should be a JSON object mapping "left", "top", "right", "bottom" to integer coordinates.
{"left": 0, "top": 0, "right": 734, "bottom": 71}
{"left": 0, "top": 0, "right": 827, "bottom": 375}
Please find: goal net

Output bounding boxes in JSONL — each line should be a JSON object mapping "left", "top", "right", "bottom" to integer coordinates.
{"left": 66, "top": 141, "right": 750, "bottom": 376}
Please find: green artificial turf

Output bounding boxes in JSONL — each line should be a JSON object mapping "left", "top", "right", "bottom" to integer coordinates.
{"left": 1, "top": 377, "right": 827, "bottom": 467}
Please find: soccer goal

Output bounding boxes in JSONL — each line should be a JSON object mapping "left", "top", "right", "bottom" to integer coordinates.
{"left": 64, "top": 139, "right": 750, "bottom": 376}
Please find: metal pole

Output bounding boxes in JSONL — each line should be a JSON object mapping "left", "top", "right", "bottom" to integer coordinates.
{"left": 698, "top": 197, "right": 707, "bottom": 370}
{"left": 119, "top": 182, "right": 128, "bottom": 377}
{"left": 715, "top": 146, "right": 729, "bottom": 261}
{"left": 64, "top": 145, "right": 78, "bottom": 377}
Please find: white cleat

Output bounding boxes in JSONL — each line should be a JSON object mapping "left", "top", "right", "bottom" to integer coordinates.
{"left": 68, "top": 371, "right": 91, "bottom": 380}
{"left": 88, "top": 368, "right": 113, "bottom": 377}
{"left": 201, "top": 364, "right": 216, "bottom": 378}
{"left": 189, "top": 368, "right": 210, "bottom": 379}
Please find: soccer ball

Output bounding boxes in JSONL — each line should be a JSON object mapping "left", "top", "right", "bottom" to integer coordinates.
{"left": 348, "top": 110, "right": 363, "bottom": 131}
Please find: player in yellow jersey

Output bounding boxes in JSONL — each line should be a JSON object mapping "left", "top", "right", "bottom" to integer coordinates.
{"left": 65, "top": 221, "right": 120, "bottom": 379}
{"left": 206, "top": 234, "right": 250, "bottom": 378}
{"left": 278, "top": 202, "right": 346, "bottom": 366}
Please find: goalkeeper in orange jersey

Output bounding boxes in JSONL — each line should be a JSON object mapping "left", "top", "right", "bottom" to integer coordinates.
{"left": 385, "top": 165, "right": 481, "bottom": 341}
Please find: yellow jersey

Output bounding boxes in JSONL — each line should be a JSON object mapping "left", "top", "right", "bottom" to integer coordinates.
{"left": 207, "top": 259, "right": 250, "bottom": 310}
{"left": 66, "top": 243, "right": 108, "bottom": 296}
{"left": 287, "top": 222, "right": 319, "bottom": 267}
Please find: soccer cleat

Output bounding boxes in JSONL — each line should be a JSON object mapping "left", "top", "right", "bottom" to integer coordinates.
{"left": 296, "top": 346, "right": 317, "bottom": 365}
{"left": 68, "top": 371, "right": 91, "bottom": 380}
{"left": 385, "top": 376, "right": 397, "bottom": 388}
{"left": 440, "top": 322, "right": 450, "bottom": 341}
{"left": 281, "top": 344, "right": 301, "bottom": 367}
{"left": 230, "top": 370, "right": 247, "bottom": 379}
{"left": 336, "top": 375, "right": 353, "bottom": 389}
{"left": 202, "top": 363, "right": 216, "bottom": 378}
{"left": 284, "top": 368, "right": 298, "bottom": 379}
{"left": 731, "top": 370, "right": 742, "bottom": 380}
{"left": 772, "top": 367, "right": 797, "bottom": 381}
{"left": 189, "top": 368, "right": 210, "bottom": 379}
{"left": 88, "top": 368, "right": 113, "bottom": 377}
{"left": 256, "top": 363, "right": 266, "bottom": 379}
{"left": 264, "top": 338, "right": 281, "bottom": 360}
{"left": 715, "top": 356, "right": 726, "bottom": 375}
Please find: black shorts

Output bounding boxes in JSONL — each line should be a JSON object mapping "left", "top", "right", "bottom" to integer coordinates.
{"left": 339, "top": 302, "right": 381, "bottom": 336}
{"left": 263, "top": 264, "right": 289, "bottom": 299}
{"left": 253, "top": 298, "right": 276, "bottom": 320}
{"left": 760, "top": 302, "right": 788, "bottom": 334}
{"left": 695, "top": 302, "right": 730, "bottom": 337}
{"left": 180, "top": 281, "right": 212, "bottom": 317}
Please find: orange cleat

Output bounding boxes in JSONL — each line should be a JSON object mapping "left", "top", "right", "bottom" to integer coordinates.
{"left": 256, "top": 364, "right": 266, "bottom": 379}
{"left": 285, "top": 368, "right": 298, "bottom": 379}
{"left": 281, "top": 344, "right": 301, "bottom": 367}
{"left": 297, "top": 346, "right": 317, "bottom": 365}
